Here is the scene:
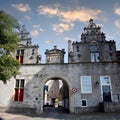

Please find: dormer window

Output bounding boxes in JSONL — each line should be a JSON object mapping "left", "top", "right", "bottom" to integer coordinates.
{"left": 90, "top": 52, "right": 100, "bottom": 62}
{"left": 89, "top": 45, "right": 100, "bottom": 62}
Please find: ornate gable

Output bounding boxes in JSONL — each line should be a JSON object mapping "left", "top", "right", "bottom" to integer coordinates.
{"left": 81, "top": 19, "right": 106, "bottom": 43}
{"left": 45, "top": 46, "right": 65, "bottom": 63}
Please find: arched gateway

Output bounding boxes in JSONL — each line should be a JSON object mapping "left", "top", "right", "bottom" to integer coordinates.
{"left": 42, "top": 77, "right": 70, "bottom": 112}
{"left": 0, "top": 20, "right": 120, "bottom": 114}
{"left": 30, "top": 65, "right": 74, "bottom": 114}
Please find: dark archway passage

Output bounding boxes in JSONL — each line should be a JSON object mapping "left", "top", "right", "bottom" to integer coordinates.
{"left": 43, "top": 78, "right": 69, "bottom": 114}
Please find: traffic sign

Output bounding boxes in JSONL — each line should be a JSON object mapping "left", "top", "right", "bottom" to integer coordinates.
{"left": 72, "top": 88, "right": 77, "bottom": 93}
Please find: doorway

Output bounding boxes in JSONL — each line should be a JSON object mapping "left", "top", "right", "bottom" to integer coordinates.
{"left": 43, "top": 78, "right": 69, "bottom": 113}
{"left": 102, "top": 85, "right": 112, "bottom": 102}
{"left": 100, "top": 76, "right": 112, "bottom": 102}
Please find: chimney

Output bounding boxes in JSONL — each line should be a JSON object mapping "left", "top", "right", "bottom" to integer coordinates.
{"left": 68, "top": 40, "right": 72, "bottom": 54}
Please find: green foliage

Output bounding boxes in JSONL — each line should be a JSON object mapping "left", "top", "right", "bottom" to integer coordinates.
{"left": 0, "top": 11, "right": 20, "bottom": 83}
{"left": 0, "top": 55, "right": 19, "bottom": 83}
{"left": 0, "top": 11, "right": 20, "bottom": 54}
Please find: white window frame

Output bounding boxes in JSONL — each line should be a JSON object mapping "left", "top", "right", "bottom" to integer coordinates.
{"left": 89, "top": 45, "right": 100, "bottom": 62}
{"left": 16, "top": 49, "right": 24, "bottom": 56}
{"left": 90, "top": 52, "right": 100, "bottom": 62}
{"left": 14, "top": 79, "right": 25, "bottom": 102}
{"left": 81, "top": 76, "right": 92, "bottom": 93}
{"left": 15, "top": 79, "right": 25, "bottom": 88}
{"left": 81, "top": 99, "right": 87, "bottom": 107}
{"left": 100, "top": 76, "right": 111, "bottom": 86}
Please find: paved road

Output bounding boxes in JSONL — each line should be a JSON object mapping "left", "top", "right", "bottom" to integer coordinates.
{"left": 0, "top": 107, "right": 120, "bottom": 120}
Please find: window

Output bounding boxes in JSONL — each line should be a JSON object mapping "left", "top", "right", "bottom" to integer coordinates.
{"left": 100, "top": 76, "right": 111, "bottom": 85}
{"left": 89, "top": 45, "right": 100, "bottom": 62}
{"left": 81, "top": 99, "right": 87, "bottom": 107}
{"left": 16, "top": 49, "right": 24, "bottom": 64}
{"left": 76, "top": 46, "right": 79, "bottom": 52}
{"left": 14, "top": 79, "right": 25, "bottom": 102}
{"left": 32, "top": 49, "right": 35, "bottom": 55}
{"left": 100, "top": 76, "right": 112, "bottom": 102}
{"left": 81, "top": 76, "right": 92, "bottom": 93}
{"left": 90, "top": 52, "right": 100, "bottom": 62}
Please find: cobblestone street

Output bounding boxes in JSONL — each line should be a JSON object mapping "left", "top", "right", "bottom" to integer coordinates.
{"left": 0, "top": 107, "right": 120, "bottom": 120}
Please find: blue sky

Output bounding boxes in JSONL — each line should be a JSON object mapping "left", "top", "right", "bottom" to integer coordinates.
{"left": 0, "top": 0, "right": 120, "bottom": 63}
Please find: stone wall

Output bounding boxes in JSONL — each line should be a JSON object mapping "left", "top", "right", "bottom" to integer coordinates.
{"left": 99, "top": 102, "right": 120, "bottom": 112}
{"left": 0, "top": 62, "right": 120, "bottom": 113}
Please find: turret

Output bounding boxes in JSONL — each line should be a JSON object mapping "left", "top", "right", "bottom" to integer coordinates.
{"left": 68, "top": 40, "right": 73, "bottom": 63}
{"left": 19, "top": 25, "right": 32, "bottom": 46}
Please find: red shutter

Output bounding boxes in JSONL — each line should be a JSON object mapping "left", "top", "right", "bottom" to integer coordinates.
{"left": 14, "top": 88, "right": 19, "bottom": 101}
{"left": 20, "top": 56, "right": 24, "bottom": 64}
{"left": 19, "top": 88, "right": 24, "bottom": 101}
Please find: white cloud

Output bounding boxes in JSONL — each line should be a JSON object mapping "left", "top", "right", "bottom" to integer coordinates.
{"left": 33, "top": 24, "right": 40, "bottom": 29}
{"left": 18, "top": 15, "right": 31, "bottom": 24}
{"left": 37, "top": 5, "right": 101, "bottom": 23}
{"left": 40, "top": 28, "right": 46, "bottom": 32}
{"left": 59, "top": 8, "right": 101, "bottom": 23}
{"left": 30, "top": 28, "right": 46, "bottom": 36}
{"left": 24, "top": 15, "right": 31, "bottom": 20}
{"left": 52, "top": 23, "right": 74, "bottom": 33}
{"left": 115, "top": 20, "right": 120, "bottom": 28}
{"left": 45, "top": 40, "right": 56, "bottom": 44}
{"left": 12, "top": 3, "right": 31, "bottom": 12}
{"left": 114, "top": 7, "right": 120, "bottom": 16}
{"left": 106, "top": 35, "right": 114, "bottom": 40}
{"left": 30, "top": 30, "right": 39, "bottom": 36}
{"left": 37, "top": 5, "right": 59, "bottom": 16}
{"left": 33, "top": 25, "right": 46, "bottom": 33}
{"left": 78, "top": 34, "right": 82, "bottom": 39}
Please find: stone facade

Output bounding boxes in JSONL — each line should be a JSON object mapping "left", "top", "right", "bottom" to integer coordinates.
{"left": 68, "top": 19, "right": 117, "bottom": 63}
{"left": 15, "top": 25, "right": 41, "bottom": 64}
{"left": 45, "top": 46, "right": 65, "bottom": 63}
{"left": 0, "top": 19, "right": 120, "bottom": 114}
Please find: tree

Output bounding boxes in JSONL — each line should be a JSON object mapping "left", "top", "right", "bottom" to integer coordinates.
{"left": 0, "top": 11, "right": 20, "bottom": 83}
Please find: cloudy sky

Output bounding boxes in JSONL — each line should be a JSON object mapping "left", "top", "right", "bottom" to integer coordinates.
{"left": 0, "top": 0, "right": 120, "bottom": 62}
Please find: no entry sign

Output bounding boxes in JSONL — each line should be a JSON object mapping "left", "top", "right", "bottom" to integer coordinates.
{"left": 72, "top": 88, "right": 77, "bottom": 93}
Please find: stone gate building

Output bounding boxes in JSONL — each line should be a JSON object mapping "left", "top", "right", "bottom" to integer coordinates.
{"left": 0, "top": 19, "right": 120, "bottom": 113}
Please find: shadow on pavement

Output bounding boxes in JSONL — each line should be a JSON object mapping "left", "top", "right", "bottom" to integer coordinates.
{"left": 3, "top": 107, "right": 120, "bottom": 120}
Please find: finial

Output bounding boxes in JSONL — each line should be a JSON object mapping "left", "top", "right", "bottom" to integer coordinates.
{"left": 89, "top": 18, "right": 93, "bottom": 23}
{"left": 54, "top": 46, "right": 57, "bottom": 49}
